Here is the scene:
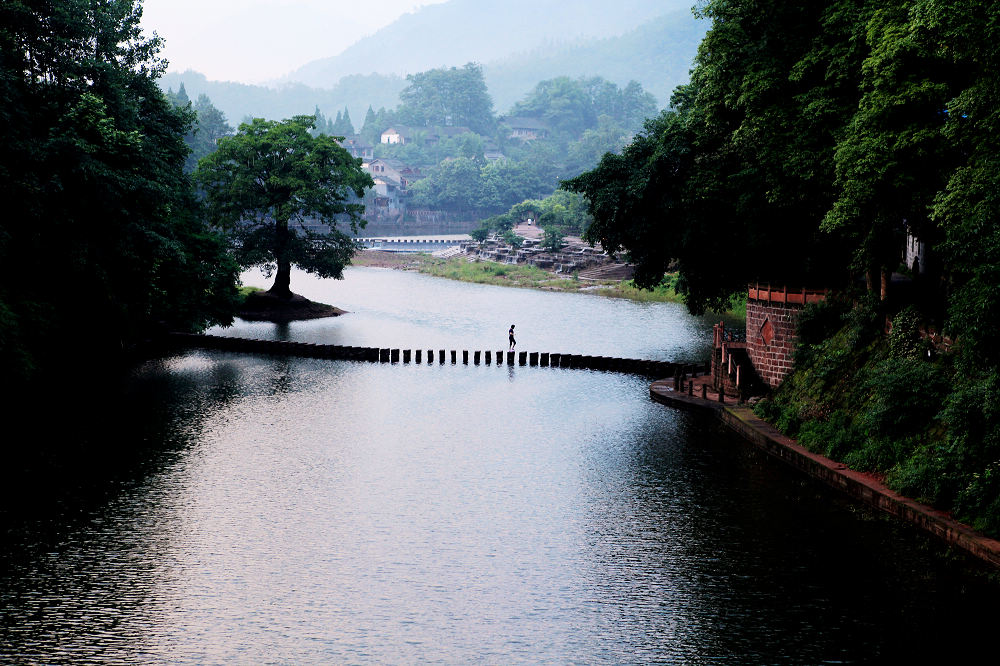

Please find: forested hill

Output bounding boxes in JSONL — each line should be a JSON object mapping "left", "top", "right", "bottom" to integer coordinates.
{"left": 159, "top": 9, "right": 706, "bottom": 127}
{"left": 284, "top": 0, "right": 694, "bottom": 89}
{"left": 158, "top": 70, "right": 407, "bottom": 128}
{"left": 484, "top": 10, "right": 705, "bottom": 112}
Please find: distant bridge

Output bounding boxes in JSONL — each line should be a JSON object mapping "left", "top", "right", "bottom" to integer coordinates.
{"left": 357, "top": 236, "right": 467, "bottom": 253}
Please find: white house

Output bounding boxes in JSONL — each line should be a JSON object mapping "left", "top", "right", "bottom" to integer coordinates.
{"left": 380, "top": 127, "right": 406, "bottom": 144}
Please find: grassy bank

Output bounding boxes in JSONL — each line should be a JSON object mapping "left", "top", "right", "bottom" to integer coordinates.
{"left": 353, "top": 251, "right": 703, "bottom": 305}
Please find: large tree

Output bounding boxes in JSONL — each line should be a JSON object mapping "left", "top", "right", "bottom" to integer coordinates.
{"left": 195, "top": 115, "right": 374, "bottom": 298}
{"left": 396, "top": 63, "right": 495, "bottom": 134}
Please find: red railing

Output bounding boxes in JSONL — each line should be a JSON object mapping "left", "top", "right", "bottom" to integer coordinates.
{"left": 747, "top": 283, "right": 827, "bottom": 305}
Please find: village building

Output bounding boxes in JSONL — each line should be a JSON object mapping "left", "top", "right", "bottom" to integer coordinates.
{"left": 337, "top": 135, "right": 374, "bottom": 161}
{"left": 380, "top": 127, "right": 410, "bottom": 144}
{"left": 502, "top": 116, "right": 551, "bottom": 142}
{"left": 380, "top": 125, "right": 474, "bottom": 146}
{"left": 362, "top": 158, "right": 423, "bottom": 222}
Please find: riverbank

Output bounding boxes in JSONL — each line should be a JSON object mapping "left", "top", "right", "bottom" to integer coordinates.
{"left": 352, "top": 250, "right": 747, "bottom": 316}
{"left": 237, "top": 287, "right": 346, "bottom": 321}
{"left": 649, "top": 374, "right": 1000, "bottom": 569}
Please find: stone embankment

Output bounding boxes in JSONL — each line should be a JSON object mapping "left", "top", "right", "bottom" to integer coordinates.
{"left": 459, "top": 224, "right": 634, "bottom": 279}
{"left": 650, "top": 374, "right": 1000, "bottom": 569}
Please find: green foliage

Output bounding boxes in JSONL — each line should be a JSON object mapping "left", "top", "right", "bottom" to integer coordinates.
{"left": 509, "top": 76, "right": 657, "bottom": 138}
{"left": 533, "top": 190, "right": 593, "bottom": 235}
{"left": 594, "top": 277, "right": 685, "bottom": 304}
{"left": 166, "top": 89, "right": 233, "bottom": 172}
{"left": 852, "top": 358, "right": 948, "bottom": 463}
{"left": 397, "top": 63, "right": 495, "bottom": 135}
{"left": 540, "top": 227, "right": 565, "bottom": 252}
{"left": 195, "top": 116, "right": 374, "bottom": 296}
{"left": 887, "top": 306, "right": 927, "bottom": 360}
{"left": 311, "top": 105, "right": 355, "bottom": 138}
{"left": 501, "top": 230, "right": 525, "bottom": 248}
{"left": 0, "top": 0, "right": 241, "bottom": 381}
{"left": 409, "top": 157, "right": 555, "bottom": 216}
{"left": 566, "top": 0, "right": 868, "bottom": 314}
{"left": 796, "top": 298, "right": 851, "bottom": 349}
{"left": 938, "top": 375, "right": 1000, "bottom": 533}
{"left": 469, "top": 225, "right": 492, "bottom": 244}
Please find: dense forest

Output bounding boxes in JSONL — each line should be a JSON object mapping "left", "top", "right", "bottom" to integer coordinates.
{"left": 0, "top": 0, "right": 242, "bottom": 384}
{"left": 567, "top": 0, "right": 1000, "bottom": 536}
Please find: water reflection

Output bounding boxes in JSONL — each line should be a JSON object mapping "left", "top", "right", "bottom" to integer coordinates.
{"left": 3, "top": 269, "right": 1000, "bottom": 662}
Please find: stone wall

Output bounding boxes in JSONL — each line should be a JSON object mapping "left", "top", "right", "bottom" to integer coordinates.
{"left": 746, "top": 286, "right": 826, "bottom": 389}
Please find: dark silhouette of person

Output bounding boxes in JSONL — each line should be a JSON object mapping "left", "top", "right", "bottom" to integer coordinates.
{"left": 509, "top": 324, "right": 516, "bottom": 350}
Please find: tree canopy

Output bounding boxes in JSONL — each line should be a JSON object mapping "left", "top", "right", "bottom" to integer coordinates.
{"left": 408, "top": 157, "right": 555, "bottom": 217}
{"left": 396, "top": 63, "right": 495, "bottom": 135}
{"left": 166, "top": 87, "right": 234, "bottom": 172}
{"left": 195, "top": 115, "right": 374, "bottom": 298}
{"left": 509, "top": 76, "right": 657, "bottom": 137}
{"left": 565, "top": 0, "right": 870, "bottom": 313}
{"left": 567, "top": 0, "right": 1000, "bottom": 331}
{"left": 0, "top": 0, "right": 241, "bottom": 381}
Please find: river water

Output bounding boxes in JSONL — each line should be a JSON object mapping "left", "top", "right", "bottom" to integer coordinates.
{"left": 2, "top": 267, "right": 998, "bottom": 664}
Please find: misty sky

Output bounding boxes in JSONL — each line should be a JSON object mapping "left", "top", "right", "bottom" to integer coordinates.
{"left": 141, "top": 0, "right": 448, "bottom": 84}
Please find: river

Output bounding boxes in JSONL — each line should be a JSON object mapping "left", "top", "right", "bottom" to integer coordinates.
{"left": 2, "top": 267, "right": 998, "bottom": 663}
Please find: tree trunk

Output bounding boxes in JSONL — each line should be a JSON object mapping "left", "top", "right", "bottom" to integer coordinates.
{"left": 270, "top": 258, "right": 293, "bottom": 299}
{"left": 268, "top": 218, "right": 293, "bottom": 299}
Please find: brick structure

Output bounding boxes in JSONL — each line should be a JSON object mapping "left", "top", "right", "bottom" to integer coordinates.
{"left": 711, "top": 323, "right": 747, "bottom": 398}
{"left": 746, "top": 285, "right": 826, "bottom": 389}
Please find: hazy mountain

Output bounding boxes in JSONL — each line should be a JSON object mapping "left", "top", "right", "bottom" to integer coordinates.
{"left": 484, "top": 9, "right": 705, "bottom": 112}
{"left": 284, "top": 0, "right": 696, "bottom": 89}
{"left": 158, "top": 2, "right": 707, "bottom": 127}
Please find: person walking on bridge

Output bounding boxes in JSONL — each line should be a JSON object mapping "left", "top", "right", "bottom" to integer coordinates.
{"left": 509, "top": 324, "right": 516, "bottom": 350}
